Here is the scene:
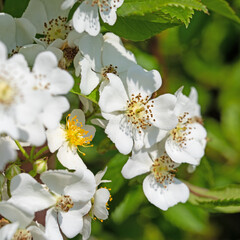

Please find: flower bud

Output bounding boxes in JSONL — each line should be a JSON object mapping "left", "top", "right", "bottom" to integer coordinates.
{"left": 33, "top": 158, "right": 48, "bottom": 174}
{"left": 5, "top": 164, "right": 21, "bottom": 180}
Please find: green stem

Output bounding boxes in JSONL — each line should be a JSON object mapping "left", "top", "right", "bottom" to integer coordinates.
{"left": 34, "top": 146, "right": 49, "bottom": 160}
{"left": 14, "top": 140, "right": 29, "bottom": 159}
{"left": 7, "top": 180, "right": 11, "bottom": 198}
{"left": 30, "top": 146, "right": 36, "bottom": 162}
{"left": 0, "top": 0, "right": 3, "bottom": 12}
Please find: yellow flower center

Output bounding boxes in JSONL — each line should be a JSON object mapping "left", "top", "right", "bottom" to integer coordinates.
{"left": 170, "top": 113, "right": 194, "bottom": 147}
{"left": 12, "top": 229, "right": 32, "bottom": 240}
{"left": 55, "top": 195, "right": 74, "bottom": 212}
{"left": 65, "top": 114, "right": 93, "bottom": 155}
{"left": 41, "top": 16, "right": 72, "bottom": 44}
{"left": 151, "top": 154, "right": 177, "bottom": 187}
{"left": 126, "top": 93, "right": 155, "bottom": 133}
{"left": 0, "top": 79, "right": 15, "bottom": 105}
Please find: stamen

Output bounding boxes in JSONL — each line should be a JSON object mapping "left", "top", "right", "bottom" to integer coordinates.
{"left": 55, "top": 195, "right": 74, "bottom": 212}
{"left": 12, "top": 229, "right": 32, "bottom": 240}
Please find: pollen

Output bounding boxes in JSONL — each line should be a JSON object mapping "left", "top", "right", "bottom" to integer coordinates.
{"left": 126, "top": 93, "right": 154, "bottom": 133}
{"left": 86, "top": 0, "right": 121, "bottom": 12}
{"left": 0, "top": 79, "right": 15, "bottom": 105}
{"left": 12, "top": 229, "right": 32, "bottom": 240}
{"left": 101, "top": 64, "right": 118, "bottom": 80}
{"left": 55, "top": 195, "right": 74, "bottom": 212}
{"left": 65, "top": 114, "right": 93, "bottom": 154}
{"left": 151, "top": 153, "right": 178, "bottom": 188}
{"left": 40, "top": 16, "right": 72, "bottom": 44}
{"left": 170, "top": 112, "right": 194, "bottom": 147}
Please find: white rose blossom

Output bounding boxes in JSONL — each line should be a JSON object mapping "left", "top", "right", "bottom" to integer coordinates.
{"left": 8, "top": 169, "right": 96, "bottom": 239}
{"left": 78, "top": 32, "right": 137, "bottom": 95}
{"left": 122, "top": 144, "right": 189, "bottom": 210}
{"left": 0, "top": 41, "right": 49, "bottom": 144}
{"left": 0, "top": 13, "right": 36, "bottom": 54}
{"left": 165, "top": 87, "right": 207, "bottom": 165}
{"left": 0, "top": 202, "right": 47, "bottom": 240}
{"left": 81, "top": 167, "right": 111, "bottom": 240}
{"left": 62, "top": 0, "right": 124, "bottom": 36}
{"left": 46, "top": 109, "right": 96, "bottom": 170}
{"left": 18, "top": 51, "right": 74, "bottom": 146}
{"left": 99, "top": 64, "right": 178, "bottom": 154}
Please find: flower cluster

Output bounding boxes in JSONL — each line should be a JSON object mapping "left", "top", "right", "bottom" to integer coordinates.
{"left": 0, "top": 0, "right": 207, "bottom": 239}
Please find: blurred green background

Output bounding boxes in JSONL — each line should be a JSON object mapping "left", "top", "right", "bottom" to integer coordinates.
{"left": 76, "top": 2, "right": 240, "bottom": 240}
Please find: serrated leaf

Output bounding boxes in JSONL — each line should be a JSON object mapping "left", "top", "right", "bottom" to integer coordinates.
{"left": 202, "top": 0, "right": 240, "bottom": 23}
{"left": 188, "top": 183, "right": 240, "bottom": 213}
{"left": 104, "top": 0, "right": 208, "bottom": 41}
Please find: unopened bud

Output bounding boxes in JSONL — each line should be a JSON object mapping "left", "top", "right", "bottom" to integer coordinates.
{"left": 33, "top": 158, "right": 48, "bottom": 174}
{"left": 5, "top": 164, "right": 21, "bottom": 180}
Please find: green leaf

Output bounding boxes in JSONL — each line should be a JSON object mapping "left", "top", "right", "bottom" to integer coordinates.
{"left": 104, "top": 0, "right": 208, "bottom": 41}
{"left": 188, "top": 183, "right": 240, "bottom": 213}
{"left": 3, "top": 0, "right": 29, "bottom": 17}
{"left": 111, "top": 185, "right": 145, "bottom": 223}
{"left": 104, "top": 153, "right": 128, "bottom": 194}
{"left": 70, "top": 75, "right": 99, "bottom": 105}
{"left": 202, "top": 0, "right": 240, "bottom": 23}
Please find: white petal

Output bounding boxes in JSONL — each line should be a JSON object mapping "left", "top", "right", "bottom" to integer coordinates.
{"left": 99, "top": 1, "right": 117, "bottom": 25}
{"left": 27, "top": 225, "right": 47, "bottom": 240}
{"left": 165, "top": 137, "right": 200, "bottom": 165}
{"left": 22, "top": 0, "right": 48, "bottom": 33}
{"left": 70, "top": 109, "right": 86, "bottom": 125}
{"left": 19, "top": 44, "right": 45, "bottom": 66}
{"left": 15, "top": 18, "right": 36, "bottom": 47}
{"left": 73, "top": 3, "right": 100, "bottom": 36}
{"left": 187, "top": 123, "right": 207, "bottom": 140}
{"left": 93, "top": 188, "right": 110, "bottom": 220}
{"left": 46, "top": 125, "right": 65, "bottom": 152}
{"left": 95, "top": 167, "right": 108, "bottom": 186}
{"left": 57, "top": 143, "right": 87, "bottom": 170}
{"left": 0, "top": 222, "right": 18, "bottom": 240}
{"left": 121, "top": 150, "right": 152, "bottom": 179}
{"left": 80, "top": 57, "right": 100, "bottom": 95}
{"left": 126, "top": 65, "right": 162, "bottom": 99}
{"left": 58, "top": 201, "right": 91, "bottom": 238}
{"left": 45, "top": 208, "right": 63, "bottom": 240}
{"left": 41, "top": 96, "right": 70, "bottom": 130}
{"left": 105, "top": 114, "right": 133, "bottom": 155}
{"left": 144, "top": 127, "right": 168, "bottom": 148}
{"left": 99, "top": 73, "right": 128, "bottom": 113}
{"left": 150, "top": 94, "right": 178, "bottom": 130}
{"left": 0, "top": 139, "right": 16, "bottom": 171}
{"left": 0, "top": 202, "right": 33, "bottom": 228}
{"left": 143, "top": 174, "right": 189, "bottom": 210}
{"left": 9, "top": 173, "right": 55, "bottom": 214}
{"left": 40, "top": 169, "right": 84, "bottom": 196}
{"left": 102, "top": 33, "right": 136, "bottom": 73}
{"left": 33, "top": 51, "right": 58, "bottom": 75}
{"left": 48, "top": 68, "right": 74, "bottom": 95}
{"left": 64, "top": 169, "right": 96, "bottom": 203}
{"left": 61, "top": 0, "right": 77, "bottom": 9}
{"left": 91, "top": 118, "right": 108, "bottom": 129}
{"left": 0, "top": 40, "right": 7, "bottom": 61}
{"left": 0, "top": 13, "right": 16, "bottom": 52}
{"left": 81, "top": 215, "right": 92, "bottom": 240}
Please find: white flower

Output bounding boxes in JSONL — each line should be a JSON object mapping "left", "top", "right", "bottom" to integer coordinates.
{"left": 78, "top": 32, "right": 137, "bottom": 95}
{"left": 81, "top": 167, "right": 111, "bottom": 240}
{"left": 0, "top": 13, "right": 36, "bottom": 54}
{"left": 0, "top": 201, "right": 47, "bottom": 240}
{"left": 8, "top": 169, "right": 96, "bottom": 239}
{"left": 62, "top": 0, "right": 124, "bottom": 36}
{"left": 22, "top": 0, "right": 70, "bottom": 46}
{"left": 0, "top": 137, "right": 17, "bottom": 171}
{"left": 99, "top": 64, "right": 178, "bottom": 154}
{"left": 165, "top": 87, "right": 207, "bottom": 165}
{"left": 46, "top": 109, "right": 96, "bottom": 170}
{"left": 121, "top": 145, "right": 189, "bottom": 210}
{"left": 0, "top": 41, "right": 48, "bottom": 142}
